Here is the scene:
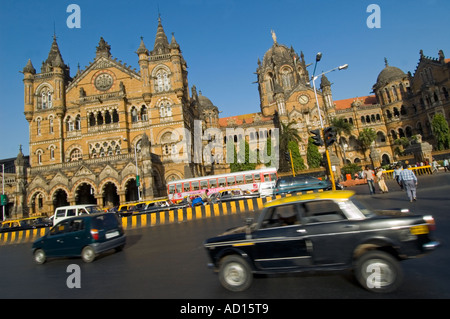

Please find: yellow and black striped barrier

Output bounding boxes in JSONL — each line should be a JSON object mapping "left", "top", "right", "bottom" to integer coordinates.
{"left": 0, "top": 190, "right": 324, "bottom": 246}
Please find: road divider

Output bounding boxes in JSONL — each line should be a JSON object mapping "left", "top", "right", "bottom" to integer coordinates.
{"left": 1, "top": 189, "right": 324, "bottom": 245}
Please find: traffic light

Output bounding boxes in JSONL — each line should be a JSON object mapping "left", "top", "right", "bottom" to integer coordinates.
{"left": 310, "top": 129, "right": 324, "bottom": 146}
{"left": 324, "top": 126, "right": 337, "bottom": 146}
{"left": 284, "top": 151, "right": 290, "bottom": 161}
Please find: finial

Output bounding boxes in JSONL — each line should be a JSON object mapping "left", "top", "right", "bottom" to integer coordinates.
{"left": 271, "top": 29, "right": 277, "bottom": 44}
{"left": 384, "top": 57, "right": 389, "bottom": 67}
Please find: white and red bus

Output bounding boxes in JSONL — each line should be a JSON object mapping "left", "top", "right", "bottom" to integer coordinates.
{"left": 167, "top": 167, "right": 278, "bottom": 202}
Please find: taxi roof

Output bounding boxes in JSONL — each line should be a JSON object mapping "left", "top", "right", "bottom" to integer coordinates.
{"left": 264, "top": 190, "right": 355, "bottom": 208}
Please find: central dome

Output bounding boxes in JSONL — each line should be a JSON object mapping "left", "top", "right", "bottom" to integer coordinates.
{"left": 376, "top": 65, "right": 406, "bottom": 85}
{"left": 262, "top": 43, "right": 294, "bottom": 68}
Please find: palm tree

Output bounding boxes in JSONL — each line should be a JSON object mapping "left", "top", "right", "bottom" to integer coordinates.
{"left": 330, "top": 117, "right": 353, "bottom": 164}
{"left": 358, "top": 128, "right": 377, "bottom": 162}
{"left": 279, "top": 121, "right": 301, "bottom": 172}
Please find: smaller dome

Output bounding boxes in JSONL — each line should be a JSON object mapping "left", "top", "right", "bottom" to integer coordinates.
{"left": 376, "top": 59, "right": 406, "bottom": 86}
{"left": 198, "top": 93, "right": 218, "bottom": 112}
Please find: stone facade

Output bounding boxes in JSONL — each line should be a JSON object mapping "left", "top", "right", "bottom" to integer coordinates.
{"left": 11, "top": 21, "right": 450, "bottom": 218}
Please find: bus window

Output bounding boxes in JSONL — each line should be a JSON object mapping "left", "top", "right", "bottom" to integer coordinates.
{"left": 192, "top": 181, "right": 199, "bottom": 191}
{"left": 209, "top": 179, "right": 217, "bottom": 188}
{"left": 183, "top": 183, "right": 190, "bottom": 192}
{"left": 169, "top": 185, "right": 175, "bottom": 194}
{"left": 236, "top": 175, "right": 244, "bottom": 185}
{"left": 270, "top": 173, "right": 277, "bottom": 181}
{"left": 200, "top": 180, "right": 208, "bottom": 189}
{"left": 245, "top": 174, "right": 253, "bottom": 184}
{"left": 218, "top": 178, "right": 226, "bottom": 187}
{"left": 254, "top": 174, "right": 261, "bottom": 182}
{"left": 227, "top": 177, "right": 235, "bottom": 186}
{"left": 176, "top": 184, "right": 182, "bottom": 193}
{"left": 263, "top": 173, "right": 270, "bottom": 182}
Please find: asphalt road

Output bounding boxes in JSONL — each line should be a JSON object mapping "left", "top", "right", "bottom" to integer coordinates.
{"left": 1, "top": 174, "right": 449, "bottom": 303}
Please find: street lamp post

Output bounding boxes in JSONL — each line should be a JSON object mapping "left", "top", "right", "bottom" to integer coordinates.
{"left": 311, "top": 52, "right": 348, "bottom": 190}
{"left": 124, "top": 138, "right": 141, "bottom": 201}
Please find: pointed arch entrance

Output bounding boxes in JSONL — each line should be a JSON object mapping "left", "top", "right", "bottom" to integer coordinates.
{"left": 53, "top": 189, "right": 69, "bottom": 209}
{"left": 125, "top": 178, "right": 139, "bottom": 202}
{"left": 75, "top": 182, "right": 96, "bottom": 205}
{"left": 102, "top": 182, "right": 120, "bottom": 208}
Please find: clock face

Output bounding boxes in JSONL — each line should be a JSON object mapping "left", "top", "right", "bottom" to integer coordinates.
{"left": 94, "top": 73, "right": 114, "bottom": 91}
{"left": 298, "top": 94, "right": 309, "bottom": 104}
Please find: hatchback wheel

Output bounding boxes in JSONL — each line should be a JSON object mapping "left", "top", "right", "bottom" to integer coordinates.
{"left": 81, "top": 246, "right": 96, "bottom": 263}
{"left": 219, "top": 255, "right": 253, "bottom": 292}
{"left": 34, "top": 249, "right": 46, "bottom": 264}
{"left": 355, "top": 250, "right": 403, "bottom": 293}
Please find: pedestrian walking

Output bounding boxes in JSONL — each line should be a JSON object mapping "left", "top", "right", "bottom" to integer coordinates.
{"left": 393, "top": 164, "right": 403, "bottom": 190}
{"left": 362, "top": 165, "right": 376, "bottom": 195}
{"left": 376, "top": 168, "right": 389, "bottom": 193}
{"left": 443, "top": 158, "right": 449, "bottom": 172}
{"left": 431, "top": 159, "right": 438, "bottom": 173}
{"left": 398, "top": 165, "right": 418, "bottom": 202}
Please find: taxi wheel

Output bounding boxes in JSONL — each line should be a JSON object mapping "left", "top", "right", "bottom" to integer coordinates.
{"left": 34, "top": 249, "right": 46, "bottom": 264}
{"left": 81, "top": 246, "right": 96, "bottom": 263}
{"left": 219, "top": 255, "right": 253, "bottom": 292}
{"left": 355, "top": 250, "right": 403, "bottom": 293}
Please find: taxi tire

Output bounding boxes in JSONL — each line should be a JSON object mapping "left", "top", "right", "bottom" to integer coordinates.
{"left": 34, "top": 249, "right": 46, "bottom": 264}
{"left": 219, "top": 255, "right": 253, "bottom": 292}
{"left": 355, "top": 250, "right": 403, "bottom": 293}
{"left": 81, "top": 246, "right": 96, "bottom": 263}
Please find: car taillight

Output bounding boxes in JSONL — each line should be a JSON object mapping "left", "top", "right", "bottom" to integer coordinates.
{"left": 90, "top": 229, "right": 99, "bottom": 240}
{"left": 423, "top": 215, "right": 436, "bottom": 231}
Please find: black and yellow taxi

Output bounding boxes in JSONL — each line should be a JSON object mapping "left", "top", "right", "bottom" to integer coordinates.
{"left": 204, "top": 190, "right": 439, "bottom": 293}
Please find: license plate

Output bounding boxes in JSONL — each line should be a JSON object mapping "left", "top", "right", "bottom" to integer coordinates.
{"left": 105, "top": 230, "right": 119, "bottom": 239}
{"left": 410, "top": 225, "right": 429, "bottom": 235}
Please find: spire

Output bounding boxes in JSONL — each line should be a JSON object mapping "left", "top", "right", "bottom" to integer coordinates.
{"left": 96, "top": 37, "right": 112, "bottom": 59}
{"left": 384, "top": 57, "right": 389, "bottom": 67}
{"left": 44, "top": 35, "right": 66, "bottom": 68}
{"left": 136, "top": 36, "right": 149, "bottom": 55}
{"left": 23, "top": 59, "right": 36, "bottom": 74}
{"left": 151, "top": 16, "right": 170, "bottom": 56}
{"left": 169, "top": 32, "right": 180, "bottom": 50}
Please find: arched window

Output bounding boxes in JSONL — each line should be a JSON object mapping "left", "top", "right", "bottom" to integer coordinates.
{"left": 140, "top": 105, "right": 148, "bottom": 121}
{"left": 36, "top": 118, "right": 41, "bottom": 135}
{"left": 159, "top": 101, "right": 172, "bottom": 118}
{"left": 281, "top": 67, "right": 294, "bottom": 90}
{"left": 75, "top": 115, "right": 81, "bottom": 130}
{"left": 89, "top": 113, "right": 96, "bottom": 126}
{"left": 50, "top": 146, "right": 55, "bottom": 160}
{"left": 66, "top": 116, "right": 74, "bottom": 132}
{"left": 38, "top": 87, "right": 53, "bottom": 109}
{"left": 37, "top": 150, "right": 43, "bottom": 165}
{"left": 104, "top": 111, "right": 112, "bottom": 124}
{"left": 70, "top": 148, "right": 82, "bottom": 161}
{"left": 49, "top": 117, "right": 54, "bottom": 133}
{"left": 112, "top": 109, "right": 119, "bottom": 123}
{"left": 131, "top": 107, "right": 138, "bottom": 123}
{"left": 155, "top": 70, "right": 171, "bottom": 92}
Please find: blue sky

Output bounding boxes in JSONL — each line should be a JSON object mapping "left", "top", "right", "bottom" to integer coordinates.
{"left": 1, "top": 0, "right": 449, "bottom": 159}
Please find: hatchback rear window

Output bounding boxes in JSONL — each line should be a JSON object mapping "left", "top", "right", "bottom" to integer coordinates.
{"left": 92, "top": 214, "right": 120, "bottom": 231}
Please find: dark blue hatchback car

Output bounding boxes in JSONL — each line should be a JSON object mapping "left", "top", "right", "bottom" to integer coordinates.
{"left": 32, "top": 212, "right": 126, "bottom": 264}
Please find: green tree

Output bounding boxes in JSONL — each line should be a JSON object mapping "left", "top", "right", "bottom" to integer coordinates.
{"left": 307, "top": 137, "right": 322, "bottom": 168}
{"left": 279, "top": 121, "right": 301, "bottom": 172}
{"left": 228, "top": 140, "right": 257, "bottom": 172}
{"left": 330, "top": 117, "right": 353, "bottom": 163}
{"left": 288, "top": 140, "right": 306, "bottom": 172}
{"left": 431, "top": 113, "right": 450, "bottom": 150}
{"left": 358, "top": 128, "right": 377, "bottom": 161}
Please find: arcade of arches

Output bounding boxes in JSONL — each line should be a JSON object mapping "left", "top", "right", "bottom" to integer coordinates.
{"left": 28, "top": 178, "right": 140, "bottom": 215}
